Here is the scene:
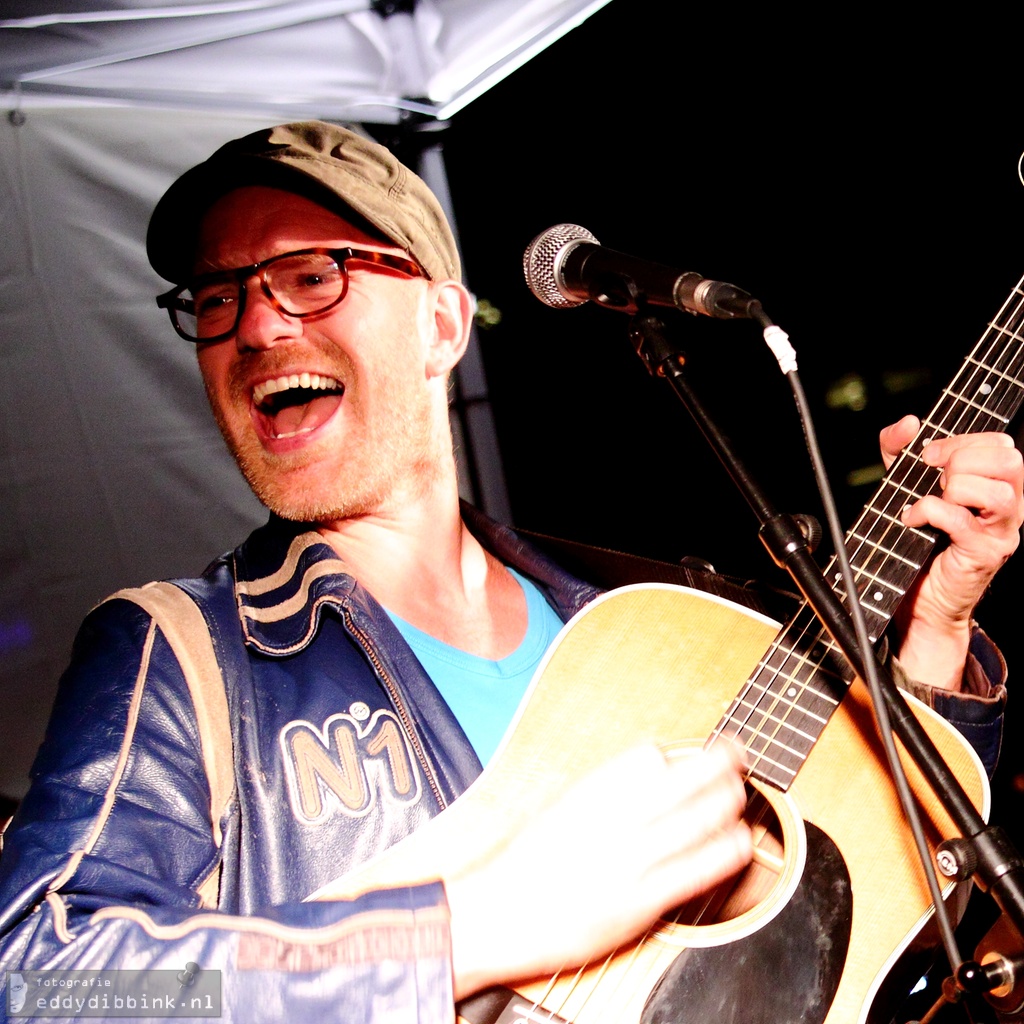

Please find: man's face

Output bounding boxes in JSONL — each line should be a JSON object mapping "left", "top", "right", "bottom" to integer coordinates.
{"left": 193, "top": 185, "right": 444, "bottom": 523}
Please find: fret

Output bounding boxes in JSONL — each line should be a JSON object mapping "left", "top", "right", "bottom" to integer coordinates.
{"left": 829, "top": 584, "right": 899, "bottom": 617}
{"left": 847, "top": 531, "right": 921, "bottom": 570}
{"left": 843, "top": 522, "right": 935, "bottom": 562}
{"left": 770, "top": 619, "right": 850, "bottom": 669}
{"left": 830, "top": 564, "right": 906, "bottom": 597}
{"left": 844, "top": 564, "right": 919, "bottom": 604}
{"left": 707, "top": 713, "right": 807, "bottom": 772}
{"left": 916, "top": 421, "right": 954, "bottom": 439}
{"left": 895, "top": 449, "right": 925, "bottom": 466}
{"left": 849, "top": 496, "right": 926, "bottom": 528}
{"left": 965, "top": 355, "right": 1024, "bottom": 391}
{"left": 869, "top": 471, "right": 938, "bottom": 499}
{"left": 986, "top": 322, "right": 1024, "bottom": 345}
{"left": 889, "top": 452, "right": 940, "bottom": 480}
{"left": 738, "top": 688, "right": 836, "bottom": 736}
{"left": 952, "top": 350, "right": 1024, "bottom": 384}
{"left": 850, "top": 569, "right": 922, "bottom": 608}
{"left": 822, "top": 592, "right": 890, "bottom": 639}
{"left": 733, "top": 675, "right": 833, "bottom": 727}
{"left": 745, "top": 745, "right": 799, "bottom": 787}
{"left": 883, "top": 480, "right": 929, "bottom": 503}
{"left": 818, "top": 635, "right": 848, "bottom": 664}
{"left": 733, "top": 722, "right": 808, "bottom": 763}
{"left": 867, "top": 508, "right": 937, "bottom": 539}
{"left": 846, "top": 526, "right": 935, "bottom": 553}
{"left": 929, "top": 370, "right": 1024, "bottom": 428}
{"left": 939, "top": 387, "right": 1011, "bottom": 422}
{"left": 756, "top": 645, "right": 849, "bottom": 699}
{"left": 728, "top": 697, "right": 823, "bottom": 741}
{"left": 706, "top": 269, "right": 1024, "bottom": 794}
{"left": 944, "top": 372, "right": 1013, "bottom": 407}
{"left": 745, "top": 732, "right": 803, "bottom": 770}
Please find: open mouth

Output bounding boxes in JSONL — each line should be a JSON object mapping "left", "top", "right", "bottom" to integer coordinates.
{"left": 252, "top": 372, "right": 345, "bottom": 440}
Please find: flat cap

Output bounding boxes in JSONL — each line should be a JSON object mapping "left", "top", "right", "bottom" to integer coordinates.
{"left": 147, "top": 121, "right": 460, "bottom": 283}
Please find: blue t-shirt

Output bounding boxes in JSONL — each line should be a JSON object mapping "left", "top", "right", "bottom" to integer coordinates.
{"left": 386, "top": 569, "right": 565, "bottom": 765}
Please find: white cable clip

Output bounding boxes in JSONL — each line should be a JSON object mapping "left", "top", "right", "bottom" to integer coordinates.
{"left": 764, "top": 324, "right": 798, "bottom": 374}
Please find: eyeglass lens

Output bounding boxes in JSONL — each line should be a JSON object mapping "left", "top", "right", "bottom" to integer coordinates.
{"left": 178, "top": 252, "right": 347, "bottom": 340}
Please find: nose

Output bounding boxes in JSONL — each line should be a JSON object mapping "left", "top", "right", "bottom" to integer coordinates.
{"left": 234, "top": 277, "right": 303, "bottom": 353}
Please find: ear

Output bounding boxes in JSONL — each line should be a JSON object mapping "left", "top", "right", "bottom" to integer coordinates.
{"left": 424, "top": 280, "right": 474, "bottom": 379}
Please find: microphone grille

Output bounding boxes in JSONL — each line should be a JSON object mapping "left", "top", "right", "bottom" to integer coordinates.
{"left": 522, "top": 223, "right": 599, "bottom": 308}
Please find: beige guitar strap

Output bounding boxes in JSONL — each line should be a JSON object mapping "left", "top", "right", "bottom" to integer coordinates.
{"left": 108, "top": 581, "right": 234, "bottom": 907}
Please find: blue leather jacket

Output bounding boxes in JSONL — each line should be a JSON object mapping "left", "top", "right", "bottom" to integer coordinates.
{"left": 0, "top": 509, "right": 598, "bottom": 1021}
{"left": 0, "top": 507, "right": 1004, "bottom": 1021}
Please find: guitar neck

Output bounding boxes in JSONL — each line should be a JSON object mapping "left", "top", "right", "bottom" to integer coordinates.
{"left": 713, "top": 272, "right": 1024, "bottom": 791}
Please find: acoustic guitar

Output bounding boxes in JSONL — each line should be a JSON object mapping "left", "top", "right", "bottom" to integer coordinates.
{"left": 313, "top": 272, "right": 1024, "bottom": 1023}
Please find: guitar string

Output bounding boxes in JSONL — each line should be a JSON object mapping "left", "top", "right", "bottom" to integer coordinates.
{"left": 830, "top": 284, "right": 1024, "bottom": 649}
{"left": 529, "top": 786, "right": 784, "bottom": 1021}
{"left": 847, "top": 288, "right": 1024, "bottom": 574}
{"left": 827, "top": 283, "right": 1024, "bottom": 627}
{"left": 526, "top": 277, "right": 1024, "bottom": 1024}
{"left": 561, "top": 278, "right": 1024, "bottom": 1024}
{"left": 530, "top": 709, "right": 784, "bottom": 1019}
{"left": 525, "top": 915, "right": 662, "bottom": 1023}
{"left": 538, "top": 843, "right": 772, "bottom": 1024}
{"left": 749, "top": 285, "right": 1024, "bottom": 781}
{"left": 840, "top": 275, "right": 1024, "bottom": 583}
{"left": 734, "top": 295, "right": 1024, "bottom": 784}
{"left": 564, "top": 933, "right": 657, "bottom": 1023}
{"left": 713, "top": 274, "right": 1024, "bottom": 788}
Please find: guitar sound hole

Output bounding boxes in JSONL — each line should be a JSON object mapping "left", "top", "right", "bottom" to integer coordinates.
{"left": 660, "top": 791, "right": 787, "bottom": 933}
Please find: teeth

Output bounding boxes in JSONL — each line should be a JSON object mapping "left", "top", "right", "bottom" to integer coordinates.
{"left": 274, "top": 424, "right": 318, "bottom": 439}
{"left": 253, "top": 374, "right": 340, "bottom": 406}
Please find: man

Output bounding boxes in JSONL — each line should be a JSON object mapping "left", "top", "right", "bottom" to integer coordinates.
{"left": 0, "top": 121, "right": 1021, "bottom": 1021}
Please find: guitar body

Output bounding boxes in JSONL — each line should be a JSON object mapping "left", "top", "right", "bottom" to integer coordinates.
{"left": 313, "top": 584, "right": 990, "bottom": 1024}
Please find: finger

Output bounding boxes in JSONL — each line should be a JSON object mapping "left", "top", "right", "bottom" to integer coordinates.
{"left": 902, "top": 455, "right": 1024, "bottom": 529}
{"left": 932, "top": 444, "right": 1024, "bottom": 493}
{"left": 901, "top": 494, "right": 987, "bottom": 541}
{"left": 939, "top": 471, "right": 1024, "bottom": 524}
{"left": 571, "top": 744, "right": 740, "bottom": 828}
{"left": 879, "top": 415, "right": 921, "bottom": 469}
{"left": 918, "top": 431, "right": 1018, "bottom": 467}
{"left": 639, "top": 822, "right": 754, "bottom": 914}
{"left": 642, "top": 780, "right": 751, "bottom": 872}
{"left": 662, "top": 744, "right": 748, "bottom": 815}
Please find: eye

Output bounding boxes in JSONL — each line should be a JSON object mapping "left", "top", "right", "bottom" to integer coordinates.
{"left": 190, "top": 279, "right": 240, "bottom": 324}
{"left": 281, "top": 264, "right": 343, "bottom": 292}
{"left": 303, "top": 269, "right": 338, "bottom": 287}
{"left": 194, "top": 290, "right": 237, "bottom": 316}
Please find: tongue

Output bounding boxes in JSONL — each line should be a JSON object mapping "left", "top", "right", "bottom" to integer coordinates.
{"left": 267, "top": 393, "right": 343, "bottom": 437}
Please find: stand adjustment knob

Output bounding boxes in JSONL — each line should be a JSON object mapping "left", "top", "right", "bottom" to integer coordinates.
{"left": 936, "top": 838, "right": 978, "bottom": 880}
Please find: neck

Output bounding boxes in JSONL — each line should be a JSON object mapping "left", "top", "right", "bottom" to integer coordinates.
{"left": 316, "top": 471, "right": 527, "bottom": 660}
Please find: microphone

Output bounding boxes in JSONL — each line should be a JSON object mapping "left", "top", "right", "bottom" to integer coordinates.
{"left": 522, "top": 223, "right": 756, "bottom": 319}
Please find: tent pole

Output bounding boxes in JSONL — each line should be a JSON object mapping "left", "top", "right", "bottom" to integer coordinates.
{"left": 416, "top": 138, "right": 514, "bottom": 525}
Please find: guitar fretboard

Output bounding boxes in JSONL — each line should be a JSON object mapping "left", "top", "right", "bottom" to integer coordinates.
{"left": 711, "top": 275, "right": 1024, "bottom": 791}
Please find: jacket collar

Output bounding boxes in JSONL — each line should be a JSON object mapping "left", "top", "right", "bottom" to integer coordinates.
{"left": 229, "top": 507, "right": 600, "bottom": 656}
{"left": 231, "top": 518, "right": 354, "bottom": 656}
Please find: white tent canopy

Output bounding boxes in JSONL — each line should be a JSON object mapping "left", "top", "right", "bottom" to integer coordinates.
{"left": 2, "top": 0, "right": 609, "bottom": 123}
{"left": 0, "top": 0, "right": 611, "bottom": 799}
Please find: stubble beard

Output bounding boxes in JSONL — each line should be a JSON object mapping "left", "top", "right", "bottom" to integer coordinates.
{"left": 204, "top": 353, "right": 446, "bottom": 526}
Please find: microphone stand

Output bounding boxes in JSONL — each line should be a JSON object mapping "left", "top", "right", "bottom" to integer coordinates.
{"left": 626, "top": 306, "right": 1024, "bottom": 1019}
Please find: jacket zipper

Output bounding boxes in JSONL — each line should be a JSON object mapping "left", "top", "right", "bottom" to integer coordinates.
{"left": 343, "top": 609, "right": 449, "bottom": 812}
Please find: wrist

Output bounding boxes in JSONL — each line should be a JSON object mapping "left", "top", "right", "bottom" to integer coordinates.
{"left": 894, "top": 619, "right": 971, "bottom": 692}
